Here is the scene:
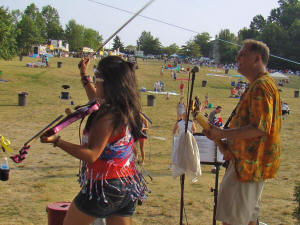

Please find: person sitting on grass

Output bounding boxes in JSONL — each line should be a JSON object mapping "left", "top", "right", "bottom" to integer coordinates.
{"left": 282, "top": 102, "right": 290, "bottom": 120}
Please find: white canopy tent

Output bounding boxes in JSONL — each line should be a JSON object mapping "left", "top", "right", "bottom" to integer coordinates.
{"left": 270, "top": 72, "right": 289, "bottom": 79}
{"left": 170, "top": 53, "right": 179, "bottom": 58}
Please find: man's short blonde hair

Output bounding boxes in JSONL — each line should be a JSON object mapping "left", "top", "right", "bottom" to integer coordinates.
{"left": 243, "top": 39, "right": 270, "bottom": 65}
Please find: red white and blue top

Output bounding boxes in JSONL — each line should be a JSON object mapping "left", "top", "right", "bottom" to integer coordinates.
{"left": 78, "top": 111, "right": 149, "bottom": 202}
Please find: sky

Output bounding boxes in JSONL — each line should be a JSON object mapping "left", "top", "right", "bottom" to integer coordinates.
{"left": 2, "top": 0, "right": 280, "bottom": 47}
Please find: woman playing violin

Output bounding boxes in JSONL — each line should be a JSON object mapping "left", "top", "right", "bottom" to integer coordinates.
{"left": 41, "top": 56, "right": 146, "bottom": 225}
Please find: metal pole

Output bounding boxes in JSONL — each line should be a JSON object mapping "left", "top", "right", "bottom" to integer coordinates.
{"left": 180, "top": 66, "right": 199, "bottom": 225}
{"left": 212, "top": 164, "right": 220, "bottom": 225}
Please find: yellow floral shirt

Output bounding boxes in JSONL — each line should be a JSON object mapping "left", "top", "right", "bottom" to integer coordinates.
{"left": 228, "top": 74, "right": 282, "bottom": 182}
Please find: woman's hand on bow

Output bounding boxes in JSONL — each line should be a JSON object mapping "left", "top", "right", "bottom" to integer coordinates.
{"left": 40, "top": 133, "right": 59, "bottom": 144}
{"left": 79, "top": 57, "right": 90, "bottom": 76}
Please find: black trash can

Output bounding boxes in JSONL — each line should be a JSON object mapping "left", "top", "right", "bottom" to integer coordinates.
{"left": 18, "top": 92, "right": 28, "bottom": 106}
{"left": 225, "top": 68, "right": 229, "bottom": 74}
{"left": 294, "top": 90, "right": 299, "bottom": 98}
{"left": 19, "top": 55, "right": 23, "bottom": 61}
{"left": 57, "top": 62, "right": 62, "bottom": 68}
{"left": 202, "top": 80, "right": 207, "bottom": 87}
{"left": 61, "top": 91, "right": 70, "bottom": 100}
{"left": 147, "top": 95, "right": 155, "bottom": 106}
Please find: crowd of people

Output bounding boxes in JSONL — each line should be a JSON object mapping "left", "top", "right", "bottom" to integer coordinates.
{"left": 230, "top": 81, "right": 248, "bottom": 98}
{"left": 153, "top": 80, "right": 165, "bottom": 92}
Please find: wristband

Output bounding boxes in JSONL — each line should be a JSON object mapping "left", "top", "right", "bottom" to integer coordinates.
{"left": 81, "top": 75, "right": 93, "bottom": 86}
{"left": 53, "top": 136, "right": 61, "bottom": 147}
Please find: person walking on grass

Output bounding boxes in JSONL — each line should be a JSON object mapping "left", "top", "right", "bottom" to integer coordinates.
{"left": 204, "top": 39, "right": 281, "bottom": 225}
{"left": 179, "top": 81, "right": 184, "bottom": 96}
{"left": 41, "top": 56, "right": 146, "bottom": 225}
{"left": 133, "top": 113, "right": 149, "bottom": 165}
{"left": 177, "top": 96, "right": 186, "bottom": 120}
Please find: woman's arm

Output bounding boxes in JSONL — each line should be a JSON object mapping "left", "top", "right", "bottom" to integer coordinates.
{"left": 79, "top": 58, "right": 97, "bottom": 101}
{"left": 172, "top": 122, "right": 178, "bottom": 134}
{"left": 41, "top": 114, "right": 114, "bottom": 164}
{"left": 191, "top": 122, "right": 197, "bottom": 134}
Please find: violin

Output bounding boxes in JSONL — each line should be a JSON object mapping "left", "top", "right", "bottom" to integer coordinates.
{"left": 11, "top": 100, "right": 100, "bottom": 163}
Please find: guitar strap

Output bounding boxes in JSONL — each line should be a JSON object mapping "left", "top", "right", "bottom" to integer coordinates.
{"left": 222, "top": 86, "right": 249, "bottom": 167}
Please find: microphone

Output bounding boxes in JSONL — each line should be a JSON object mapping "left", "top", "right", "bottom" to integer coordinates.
{"left": 191, "top": 66, "right": 200, "bottom": 73}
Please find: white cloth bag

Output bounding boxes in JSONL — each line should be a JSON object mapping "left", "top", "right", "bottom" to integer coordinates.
{"left": 171, "top": 131, "right": 201, "bottom": 183}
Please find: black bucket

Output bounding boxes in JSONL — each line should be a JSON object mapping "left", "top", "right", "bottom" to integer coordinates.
{"left": 147, "top": 95, "right": 155, "bottom": 106}
{"left": 61, "top": 92, "right": 70, "bottom": 100}
{"left": 202, "top": 80, "right": 207, "bottom": 87}
{"left": 18, "top": 92, "right": 28, "bottom": 106}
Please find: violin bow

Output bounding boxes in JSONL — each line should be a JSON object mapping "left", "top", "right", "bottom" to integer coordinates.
{"left": 10, "top": 115, "right": 63, "bottom": 163}
{"left": 12, "top": 1, "right": 155, "bottom": 163}
{"left": 92, "top": 0, "right": 155, "bottom": 56}
{"left": 11, "top": 101, "right": 100, "bottom": 163}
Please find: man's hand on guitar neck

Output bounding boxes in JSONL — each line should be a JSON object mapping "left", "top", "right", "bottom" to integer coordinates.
{"left": 203, "top": 125, "right": 225, "bottom": 140}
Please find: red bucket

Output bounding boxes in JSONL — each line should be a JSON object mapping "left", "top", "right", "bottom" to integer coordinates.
{"left": 46, "top": 202, "right": 71, "bottom": 225}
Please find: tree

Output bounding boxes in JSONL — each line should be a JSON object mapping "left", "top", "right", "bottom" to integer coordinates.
{"left": 179, "top": 40, "right": 201, "bottom": 58}
{"left": 41, "top": 5, "right": 64, "bottom": 40}
{"left": 0, "top": 7, "right": 18, "bottom": 59}
{"left": 83, "top": 28, "right": 102, "bottom": 50}
{"left": 277, "top": 0, "right": 300, "bottom": 29}
{"left": 65, "top": 19, "right": 85, "bottom": 51}
{"left": 136, "top": 31, "right": 161, "bottom": 55}
{"left": 65, "top": 19, "right": 102, "bottom": 52}
{"left": 237, "top": 0, "right": 300, "bottom": 70}
{"left": 16, "top": 14, "right": 42, "bottom": 54}
{"left": 10, "top": 9, "right": 22, "bottom": 25}
{"left": 112, "top": 35, "right": 125, "bottom": 52}
{"left": 162, "top": 43, "right": 179, "bottom": 55}
{"left": 193, "top": 32, "right": 212, "bottom": 57}
{"left": 24, "top": 3, "right": 46, "bottom": 42}
{"left": 260, "top": 23, "right": 289, "bottom": 69}
{"left": 268, "top": 8, "right": 282, "bottom": 24}
{"left": 125, "top": 45, "right": 136, "bottom": 55}
{"left": 238, "top": 27, "right": 259, "bottom": 42}
{"left": 250, "top": 15, "right": 267, "bottom": 32}
{"left": 216, "top": 29, "right": 239, "bottom": 64}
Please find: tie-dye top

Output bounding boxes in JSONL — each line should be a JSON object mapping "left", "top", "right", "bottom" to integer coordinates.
{"left": 77, "top": 111, "right": 150, "bottom": 203}
{"left": 227, "top": 74, "right": 282, "bottom": 182}
{"left": 80, "top": 111, "right": 137, "bottom": 180}
{"left": 84, "top": 125, "right": 137, "bottom": 180}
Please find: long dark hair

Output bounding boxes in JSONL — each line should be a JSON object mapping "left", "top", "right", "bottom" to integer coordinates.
{"left": 95, "top": 56, "right": 142, "bottom": 140}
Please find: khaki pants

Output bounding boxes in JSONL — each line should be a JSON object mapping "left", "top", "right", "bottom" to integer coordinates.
{"left": 216, "top": 162, "right": 264, "bottom": 225}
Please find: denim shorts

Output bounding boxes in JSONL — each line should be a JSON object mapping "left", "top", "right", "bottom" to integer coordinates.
{"left": 74, "top": 178, "right": 137, "bottom": 218}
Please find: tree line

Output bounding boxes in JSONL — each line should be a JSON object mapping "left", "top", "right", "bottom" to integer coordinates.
{"left": 1, "top": 0, "right": 299, "bottom": 70}
{"left": 0, "top": 3, "right": 103, "bottom": 58}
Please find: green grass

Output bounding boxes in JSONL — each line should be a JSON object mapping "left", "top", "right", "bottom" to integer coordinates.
{"left": 0, "top": 57, "right": 299, "bottom": 225}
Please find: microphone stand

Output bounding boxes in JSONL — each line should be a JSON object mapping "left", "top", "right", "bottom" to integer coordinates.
{"left": 180, "top": 66, "right": 199, "bottom": 225}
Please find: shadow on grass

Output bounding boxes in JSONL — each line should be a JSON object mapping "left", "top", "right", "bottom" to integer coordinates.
{"left": 209, "top": 85, "right": 231, "bottom": 90}
{"left": 38, "top": 173, "right": 78, "bottom": 179}
{"left": 14, "top": 164, "right": 77, "bottom": 171}
{"left": 148, "top": 169, "right": 172, "bottom": 177}
{"left": 0, "top": 104, "right": 19, "bottom": 106}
